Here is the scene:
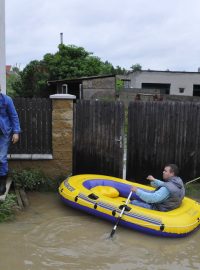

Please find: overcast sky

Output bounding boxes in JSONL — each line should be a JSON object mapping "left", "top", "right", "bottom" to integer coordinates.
{"left": 5, "top": 0, "right": 200, "bottom": 71}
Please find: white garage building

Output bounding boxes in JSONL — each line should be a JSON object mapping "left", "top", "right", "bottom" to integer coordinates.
{"left": 127, "top": 70, "right": 200, "bottom": 96}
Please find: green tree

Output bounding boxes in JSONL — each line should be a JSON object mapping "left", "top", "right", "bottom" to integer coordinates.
{"left": 12, "top": 44, "right": 127, "bottom": 97}
{"left": 44, "top": 44, "right": 115, "bottom": 79}
{"left": 113, "top": 65, "right": 127, "bottom": 75}
{"left": 130, "top": 63, "right": 142, "bottom": 71}
{"left": 6, "top": 66, "right": 21, "bottom": 97}
{"left": 12, "top": 60, "right": 49, "bottom": 97}
{"left": 116, "top": 79, "right": 124, "bottom": 95}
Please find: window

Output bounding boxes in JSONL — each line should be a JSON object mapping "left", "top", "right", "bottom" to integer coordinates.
{"left": 179, "top": 88, "right": 184, "bottom": 93}
{"left": 193, "top": 85, "right": 200, "bottom": 96}
{"left": 141, "top": 83, "right": 170, "bottom": 94}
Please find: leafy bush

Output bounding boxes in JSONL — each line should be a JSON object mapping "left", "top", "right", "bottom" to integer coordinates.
{"left": 0, "top": 194, "right": 17, "bottom": 222}
{"left": 12, "top": 169, "right": 48, "bottom": 191}
{"left": 185, "top": 183, "right": 200, "bottom": 199}
{"left": 12, "top": 169, "right": 64, "bottom": 191}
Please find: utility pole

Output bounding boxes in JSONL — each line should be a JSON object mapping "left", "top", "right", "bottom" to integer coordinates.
{"left": 0, "top": 0, "right": 6, "bottom": 93}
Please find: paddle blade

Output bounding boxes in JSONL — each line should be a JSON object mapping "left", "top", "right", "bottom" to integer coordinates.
{"left": 110, "top": 228, "right": 116, "bottom": 238}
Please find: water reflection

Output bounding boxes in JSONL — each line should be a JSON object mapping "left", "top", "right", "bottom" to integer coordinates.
{"left": 0, "top": 192, "right": 199, "bottom": 270}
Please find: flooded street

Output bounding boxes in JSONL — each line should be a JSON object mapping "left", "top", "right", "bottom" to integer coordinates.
{"left": 0, "top": 192, "right": 200, "bottom": 270}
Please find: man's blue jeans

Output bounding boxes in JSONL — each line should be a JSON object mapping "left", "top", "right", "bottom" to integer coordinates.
{"left": 0, "top": 131, "right": 11, "bottom": 176}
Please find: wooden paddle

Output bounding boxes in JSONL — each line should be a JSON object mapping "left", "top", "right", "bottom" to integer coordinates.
{"left": 110, "top": 190, "right": 133, "bottom": 238}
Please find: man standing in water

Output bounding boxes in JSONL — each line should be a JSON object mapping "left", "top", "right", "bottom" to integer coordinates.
{"left": 0, "top": 84, "right": 21, "bottom": 195}
{"left": 131, "top": 164, "right": 185, "bottom": 211}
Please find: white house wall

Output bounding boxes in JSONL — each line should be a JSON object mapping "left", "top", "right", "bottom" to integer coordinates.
{"left": 127, "top": 71, "right": 200, "bottom": 96}
{"left": 0, "top": 0, "right": 6, "bottom": 93}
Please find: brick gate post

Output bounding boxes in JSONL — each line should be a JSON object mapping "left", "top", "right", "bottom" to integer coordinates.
{"left": 50, "top": 94, "right": 76, "bottom": 177}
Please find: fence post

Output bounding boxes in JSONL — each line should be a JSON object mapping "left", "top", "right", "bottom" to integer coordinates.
{"left": 50, "top": 94, "right": 76, "bottom": 177}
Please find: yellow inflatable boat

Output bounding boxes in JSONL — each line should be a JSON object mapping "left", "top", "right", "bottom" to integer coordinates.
{"left": 59, "top": 174, "right": 200, "bottom": 237}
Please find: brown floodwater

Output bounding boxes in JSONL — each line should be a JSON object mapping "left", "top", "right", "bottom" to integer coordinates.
{"left": 0, "top": 192, "right": 200, "bottom": 270}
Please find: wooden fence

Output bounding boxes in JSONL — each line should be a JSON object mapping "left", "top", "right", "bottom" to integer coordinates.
{"left": 8, "top": 97, "right": 200, "bottom": 181}
{"left": 73, "top": 100, "right": 124, "bottom": 177}
{"left": 126, "top": 101, "right": 200, "bottom": 182}
{"left": 9, "top": 98, "right": 52, "bottom": 156}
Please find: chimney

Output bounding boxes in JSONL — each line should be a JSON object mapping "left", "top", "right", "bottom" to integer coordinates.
{"left": 60, "top": 33, "right": 63, "bottom": 44}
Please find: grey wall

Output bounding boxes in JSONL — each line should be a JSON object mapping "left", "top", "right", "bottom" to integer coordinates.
{"left": 83, "top": 77, "right": 115, "bottom": 99}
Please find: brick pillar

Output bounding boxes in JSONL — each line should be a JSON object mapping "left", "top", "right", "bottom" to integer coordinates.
{"left": 50, "top": 94, "right": 76, "bottom": 176}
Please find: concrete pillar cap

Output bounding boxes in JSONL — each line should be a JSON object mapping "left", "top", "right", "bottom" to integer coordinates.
{"left": 50, "top": 94, "right": 76, "bottom": 99}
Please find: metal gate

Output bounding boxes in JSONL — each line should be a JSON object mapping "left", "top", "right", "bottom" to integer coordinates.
{"left": 73, "top": 100, "right": 124, "bottom": 177}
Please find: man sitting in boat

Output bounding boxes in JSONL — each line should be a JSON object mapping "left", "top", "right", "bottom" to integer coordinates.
{"left": 131, "top": 164, "right": 185, "bottom": 211}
